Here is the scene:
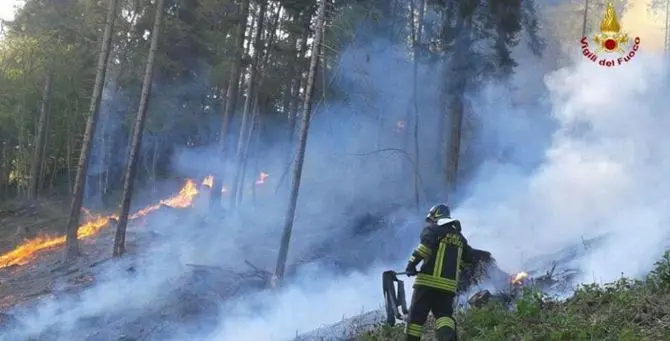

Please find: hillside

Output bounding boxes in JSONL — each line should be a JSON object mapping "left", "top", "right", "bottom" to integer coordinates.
{"left": 356, "top": 252, "right": 670, "bottom": 341}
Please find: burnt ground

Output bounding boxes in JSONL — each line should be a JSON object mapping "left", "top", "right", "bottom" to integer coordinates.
{"left": 0, "top": 199, "right": 72, "bottom": 255}
{"left": 0, "top": 198, "right": 419, "bottom": 341}
{"left": 0, "top": 197, "right": 583, "bottom": 341}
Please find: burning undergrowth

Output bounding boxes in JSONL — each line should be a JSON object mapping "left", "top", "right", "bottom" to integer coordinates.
{"left": 0, "top": 170, "right": 425, "bottom": 340}
{"left": 0, "top": 177, "right": 252, "bottom": 336}
{"left": 0, "top": 178, "right": 201, "bottom": 270}
{"left": 2, "top": 6, "right": 668, "bottom": 341}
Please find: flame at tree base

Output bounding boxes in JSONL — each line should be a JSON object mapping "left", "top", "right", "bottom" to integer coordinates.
{"left": 0, "top": 179, "right": 200, "bottom": 269}
{"left": 511, "top": 271, "right": 529, "bottom": 285}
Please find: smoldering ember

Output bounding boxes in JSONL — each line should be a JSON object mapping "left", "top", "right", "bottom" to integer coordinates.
{"left": 1, "top": 0, "right": 670, "bottom": 341}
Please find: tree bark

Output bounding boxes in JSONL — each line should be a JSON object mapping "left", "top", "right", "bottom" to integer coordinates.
{"left": 445, "top": 93, "right": 464, "bottom": 190}
{"left": 0, "top": 139, "right": 8, "bottom": 199}
{"left": 64, "top": 0, "right": 119, "bottom": 261}
{"left": 280, "top": 26, "right": 310, "bottom": 185}
{"left": 289, "top": 27, "right": 310, "bottom": 135}
{"left": 230, "top": 0, "right": 267, "bottom": 208}
{"left": 412, "top": 0, "right": 425, "bottom": 207}
{"left": 236, "top": 93, "right": 261, "bottom": 205}
{"left": 28, "top": 72, "right": 53, "bottom": 200}
{"left": 235, "top": 3, "right": 279, "bottom": 205}
{"left": 444, "top": 16, "right": 469, "bottom": 193}
{"left": 113, "top": 0, "right": 165, "bottom": 257}
{"left": 272, "top": 0, "right": 327, "bottom": 286}
{"left": 281, "top": 32, "right": 298, "bottom": 118}
{"left": 210, "top": 0, "right": 251, "bottom": 210}
{"left": 65, "top": 103, "right": 73, "bottom": 194}
{"left": 389, "top": 0, "right": 397, "bottom": 42}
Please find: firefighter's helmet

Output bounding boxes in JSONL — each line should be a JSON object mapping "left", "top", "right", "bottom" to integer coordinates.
{"left": 426, "top": 203, "right": 450, "bottom": 222}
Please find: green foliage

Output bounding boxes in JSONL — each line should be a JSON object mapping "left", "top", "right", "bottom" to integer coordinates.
{"left": 0, "top": 0, "right": 535, "bottom": 201}
{"left": 358, "top": 252, "right": 670, "bottom": 341}
{"left": 648, "top": 251, "right": 670, "bottom": 291}
{"left": 0, "top": 0, "right": 101, "bottom": 195}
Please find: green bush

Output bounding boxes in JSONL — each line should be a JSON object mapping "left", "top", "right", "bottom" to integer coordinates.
{"left": 357, "top": 251, "right": 670, "bottom": 341}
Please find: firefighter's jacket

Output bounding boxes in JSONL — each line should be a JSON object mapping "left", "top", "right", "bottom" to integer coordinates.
{"left": 407, "top": 219, "right": 474, "bottom": 293}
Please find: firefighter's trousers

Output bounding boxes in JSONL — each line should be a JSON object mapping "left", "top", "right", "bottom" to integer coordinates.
{"left": 404, "top": 286, "right": 457, "bottom": 341}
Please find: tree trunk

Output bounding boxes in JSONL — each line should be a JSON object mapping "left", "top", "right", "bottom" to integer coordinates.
{"left": 64, "top": 0, "right": 119, "bottom": 261}
{"left": 65, "top": 104, "right": 74, "bottom": 194}
{"left": 113, "top": 0, "right": 165, "bottom": 257}
{"left": 235, "top": 3, "right": 279, "bottom": 205}
{"left": 417, "top": 0, "right": 425, "bottom": 40}
{"left": 290, "top": 27, "right": 310, "bottom": 131}
{"left": 320, "top": 27, "right": 327, "bottom": 102}
{"left": 282, "top": 26, "right": 309, "bottom": 175}
{"left": 444, "top": 16, "right": 470, "bottom": 193}
{"left": 445, "top": 92, "right": 464, "bottom": 190}
{"left": 28, "top": 72, "right": 53, "bottom": 200}
{"left": 236, "top": 94, "right": 260, "bottom": 205}
{"left": 151, "top": 138, "right": 159, "bottom": 194}
{"left": 272, "top": 0, "right": 327, "bottom": 286}
{"left": 251, "top": 105, "right": 263, "bottom": 204}
{"left": 0, "top": 139, "right": 8, "bottom": 199}
{"left": 39, "top": 112, "right": 50, "bottom": 191}
{"left": 210, "top": 0, "right": 251, "bottom": 210}
{"left": 98, "top": 110, "right": 109, "bottom": 204}
{"left": 230, "top": 0, "right": 267, "bottom": 208}
{"left": 389, "top": 0, "right": 397, "bottom": 42}
{"left": 281, "top": 32, "right": 297, "bottom": 118}
{"left": 412, "top": 0, "right": 425, "bottom": 207}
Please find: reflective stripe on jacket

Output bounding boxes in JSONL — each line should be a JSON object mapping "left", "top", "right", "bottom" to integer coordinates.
{"left": 408, "top": 219, "right": 473, "bottom": 293}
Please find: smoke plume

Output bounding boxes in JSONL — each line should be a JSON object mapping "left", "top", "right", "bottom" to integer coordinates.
{"left": 2, "top": 6, "right": 670, "bottom": 341}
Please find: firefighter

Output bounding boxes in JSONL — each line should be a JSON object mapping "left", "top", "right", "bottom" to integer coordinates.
{"left": 403, "top": 203, "right": 474, "bottom": 341}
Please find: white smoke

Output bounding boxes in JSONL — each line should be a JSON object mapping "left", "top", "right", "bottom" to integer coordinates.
{"left": 461, "top": 52, "right": 670, "bottom": 283}
{"left": 204, "top": 51, "right": 670, "bottom": 339}
{"left": 4, "top": 12, "right": 670, "bottom": 341}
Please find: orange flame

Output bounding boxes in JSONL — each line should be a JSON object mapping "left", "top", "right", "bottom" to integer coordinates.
{"left": 202, "top": 175, "right": 214, "bottom": 188}
{"left": 201, "top": 175, "right": 227, "bottom": 193}
{"left": 511, "top": 271, "right": 529, "bottom": 285}
{"left": 0, "top": 179, "right": 200, "bottom": 269}
{"left": 255, "top": 172, "right": 269, "bottom": 185}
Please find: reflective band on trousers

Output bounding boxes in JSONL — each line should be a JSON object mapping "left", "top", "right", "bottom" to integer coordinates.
{"left": 435, "top": 316, "right": 455, "bottom": 330}
{"left": 414, "top": 274, "right": 457, "bottom": 292}
{"left": 405, "top": 323, "right": 423, "bottom": 337}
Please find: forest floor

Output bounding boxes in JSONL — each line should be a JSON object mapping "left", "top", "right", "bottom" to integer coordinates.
{"left": 0, "top": 198, "right": 71, "bottom": 254}
{"left": 0, "top": 198, "right": 140, "bottom": 313}
{"left": 4, "top": 197, "right": 670, "bottom": 341}
{"left": 0, "top": 192, "right": 184, "bottom": 315}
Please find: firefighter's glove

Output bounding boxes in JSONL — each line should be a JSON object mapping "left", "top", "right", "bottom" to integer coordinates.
{"left": 405, "top": 263, "right": 418, "bottom": 276}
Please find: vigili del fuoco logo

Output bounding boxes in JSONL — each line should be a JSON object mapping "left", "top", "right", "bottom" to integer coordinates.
{"left": 580, "top": 1, "right": 641, "bottom": 67}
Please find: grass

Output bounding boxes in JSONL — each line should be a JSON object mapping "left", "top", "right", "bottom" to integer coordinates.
{"left": 356, "top": 252, "right": 670, "bottom": 341}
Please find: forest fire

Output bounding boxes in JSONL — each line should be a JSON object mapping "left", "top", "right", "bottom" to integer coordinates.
{"left": 255, "top": 171, "right": 269, "bottom": 185}
{"left": 0, "top": 179, "right": 201, "bottom": 269}
{"left": 202, "top": 175, "right": 214, "bottom": 188}
{"left": 511, "top": 271, "right": 529, "bottom": 285}
{"left": 201, "top": 175, "right": 228, "bottom": 192}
